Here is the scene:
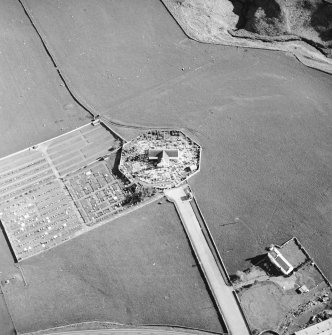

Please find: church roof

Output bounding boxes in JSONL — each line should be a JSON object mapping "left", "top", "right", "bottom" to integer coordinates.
{"left": 158, "top": 150, "right": 170, "bottom": 160}
{"left": 148, "top": 149, "right": 179, "bottom": 159}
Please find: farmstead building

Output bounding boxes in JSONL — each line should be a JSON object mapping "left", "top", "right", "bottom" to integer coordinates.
{"left": 268, "top": 245, "right": 294, "bottom": 276}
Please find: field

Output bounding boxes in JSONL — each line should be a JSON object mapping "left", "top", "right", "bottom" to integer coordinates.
{"left": 3, "top": 0, "right": 332, "bottom": 275}
{"left": 21, "top": 0, "right": 332, "bottom": 279}
{"left": 22, "top": 0, "right": 223, "bottom": 112}
{"left": 0, "top": 0, "right": 90, "bottom": 159}
{"left": 1, "top": 200, "right": 225, "bottom": 334}
{"left": 0, "top": 0, "right": 332, "bottom": 333}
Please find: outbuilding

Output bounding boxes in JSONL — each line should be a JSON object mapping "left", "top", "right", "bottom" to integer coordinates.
{"left": 267, "top": 245, "right": 294, "bottom": 275}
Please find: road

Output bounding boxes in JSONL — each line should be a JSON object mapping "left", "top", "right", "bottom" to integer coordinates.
{"left": 164, "top": 186, "right": 250, "bottom": 335}
{"left": 39, "top": 326, "right": 218, "bottom": 335}
{"left": 42, "top": 328, "right": 215, "bottom": 335}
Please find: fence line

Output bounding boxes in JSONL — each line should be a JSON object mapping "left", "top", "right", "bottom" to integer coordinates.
{"left": 281, "top": 237, "right": 332, "bottom": 288}
{"left": 191, "top": 194, "right": 231, "bottom": 285}
{"left": 232, "top": 291, "right": 252, "bottom": 334}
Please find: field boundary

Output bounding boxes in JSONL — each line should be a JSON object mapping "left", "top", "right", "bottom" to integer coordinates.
{"left": 160, "top": 0, "right": 332, "bottom": 75}
{"left": 0, "top": 287, "right": 17, "bottom": 335}
{"left": 169, "top": 195, "right": 229, "bottom": 334}
{"left": 14, "top": 191, "right": 163, "bottom": 263}
{"left": 18, "top": 0, "right": 97, "bottom": 118}
{"left": 280, "top": 237, "right": 332, "bottom": 288}
{"left": 231, "top": 290, "right": 252, "bottom": 334}
{"left": 100, "top": 117, "right": 127, "bottom": 143}
{"left": 0, "top": 122, "right": 91, "bottom": 162}
{"left": 166, "top": 186, "right": 254, "bottom": 334}
{"left": 190, "top": 194, "right": 231, "bottom": 285}
{"left": 0, "top": 120, "right": 118, "bottom": 162}
{"left": 0, "top": 219, "right": 18, "bottom": 263}
{"left": 21, "top": 322, "right": 226, "bottom": 335}
{"left": 189, "top": 192, "right": 252, "bottom": 334}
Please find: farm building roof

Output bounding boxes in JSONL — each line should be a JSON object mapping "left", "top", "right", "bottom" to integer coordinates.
{"left": 273, "top": 255, "right": 291, "bottom": 273}
{"left": 278, "top": 238, "right": 308, "bottom": 269}
{"left": 268, "top": 246, "right": 294, "bottom": 275}
{"left": 294, "top": 318, "right": 332, "bottom": 334}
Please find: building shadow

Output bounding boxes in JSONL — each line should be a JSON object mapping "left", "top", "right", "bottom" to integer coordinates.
{"left": 311, "top": 3, "right": 332, "bottom": 42}
{"left": 0, "top": 220, "right": 18, "bottom": 263}
{"left": 246, "top": 254, "right": 280, "bottom": 277}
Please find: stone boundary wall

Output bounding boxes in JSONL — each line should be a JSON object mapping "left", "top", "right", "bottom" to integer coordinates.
{"left": 190, "top": 191, "right": 252, "bottom": 334}
{"left": 21, "top": 323, "right": 225, "bottom": 335}
{"left": 279, "top": 237, "right": 332, "bottom": 288}
{"left": 119, "top": 128, "right": 202, "bottom": 190}
{"left": 191, "top": 195, "right": 231, "bottom": 285}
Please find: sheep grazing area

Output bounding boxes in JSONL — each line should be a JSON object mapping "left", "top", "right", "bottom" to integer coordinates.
{"left": 0, "top": 0, "right": 89, "bottom": 159}
{"left": 1, "top": 200, "right": 225, "bottom": 334}
{"left": 0, "top": 0, "right": 332, "bottom": 333}
{"left": 9, "top": 0, "right": 332, "bottom": 281}
{"left": 24, "top": 0, "right": 332, "bottom": 280}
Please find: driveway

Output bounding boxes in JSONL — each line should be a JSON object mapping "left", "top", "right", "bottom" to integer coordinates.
{"left": 165, "top": 186, "right": 250, "bottom": 335}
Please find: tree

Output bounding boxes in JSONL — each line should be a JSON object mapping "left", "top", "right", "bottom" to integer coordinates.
{"left": 122, "top": 186, "right": 156, "bottom": 206}
{"left": 122, "top": 191, "right": 143, "bottom": 206}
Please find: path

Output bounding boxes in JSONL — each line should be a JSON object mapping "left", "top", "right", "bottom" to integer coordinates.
{"left": 164, "top": 186, "right": 250, "bottom": 335}
{"left": 36, "top": 328, "right": 217, "bottom": 335}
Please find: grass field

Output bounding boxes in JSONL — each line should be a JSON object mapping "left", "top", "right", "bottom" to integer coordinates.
{"left": 8, "top": 0, "right": 332, "bottom": 280}
{"left": 2, "top": 199, "right": 225, "bottom": 334}
{"left": 0, "top": 219, "right": 18, "bottom": 335}
{"left": 120, "top": 53, "right": 332, "bottom": 279}
{"left": 22, "top": 0, "right": 223, "bottom": 113}
{"left": 0, "top": 295, "right": 14, "bottom": 335}
{"left": 0, "top": 0, "right": 90, "bottom": 159}
{"left": 238, "top": 281, "right": 331, "bottom": 334}
{"left": 0, "top": 1, "right": 332, "bottom": 332}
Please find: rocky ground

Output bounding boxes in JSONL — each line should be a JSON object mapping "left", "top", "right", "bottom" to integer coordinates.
{"left": 231, "top": 0, "right": 332, "bottom": 57}
{"left": 163, "top": 0, "right": 332, "bottom": 73}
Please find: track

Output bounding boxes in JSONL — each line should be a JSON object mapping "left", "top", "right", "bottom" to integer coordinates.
{"left": 164, "top": 186, "right": 250, "bottom": 335}
{"left": 17, "top": 0, "right": 203, "bottom": 141}
{"left": 30, "top": 328, "right": 221, "bottom": 335}
{"left": 17, "top": 0, "right": 94, "bottom": 119}
{"left": 100, "top": 116, "right": 202, "bottom": 140}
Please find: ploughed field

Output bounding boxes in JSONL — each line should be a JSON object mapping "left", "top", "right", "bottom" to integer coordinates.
{"left": 1, "top": 200, "right": 225, "bottom": 334}
{"left": 21, "top": 0, "right": 332, "bottom": 280}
